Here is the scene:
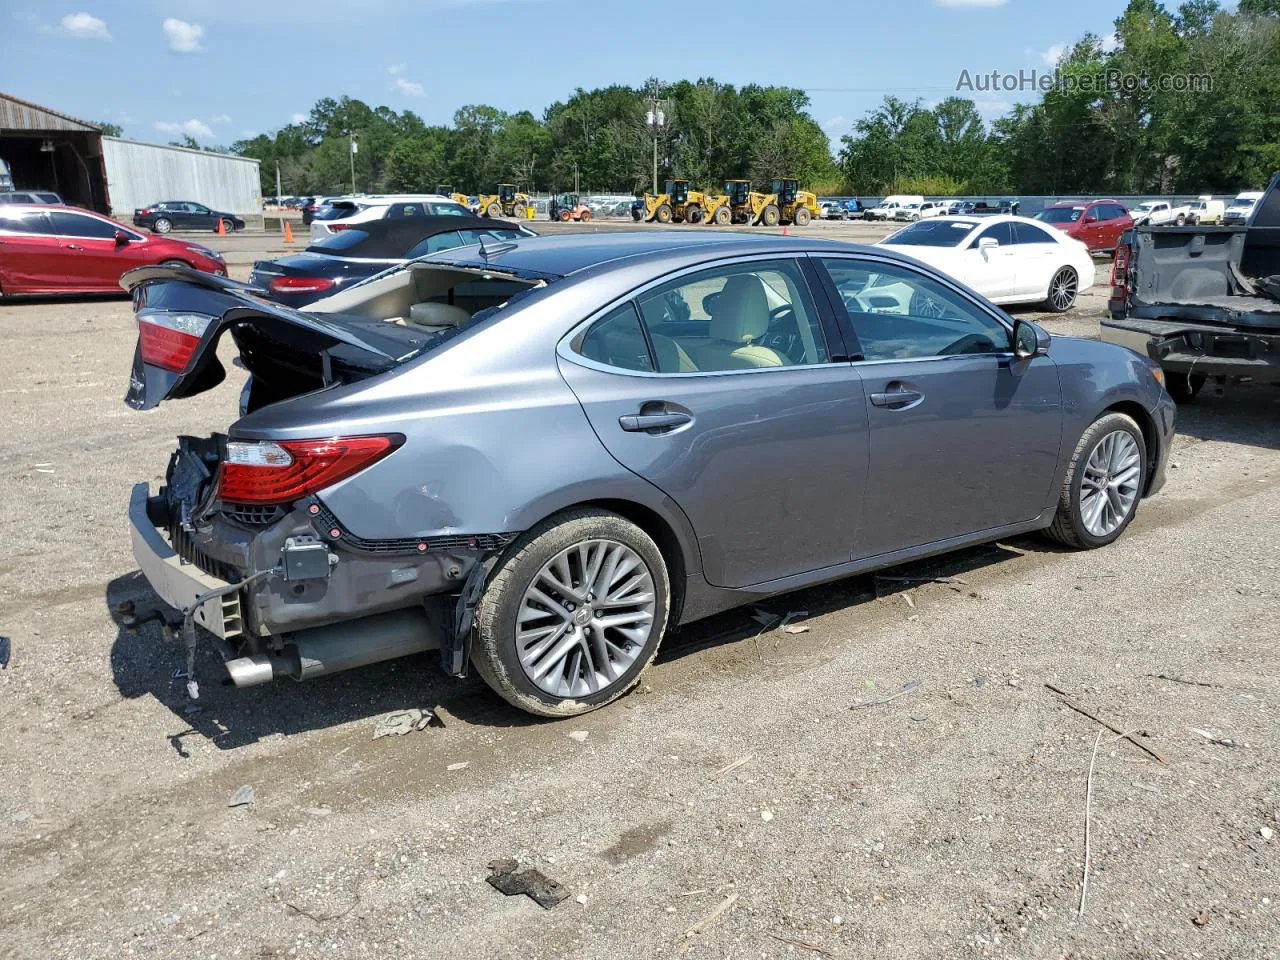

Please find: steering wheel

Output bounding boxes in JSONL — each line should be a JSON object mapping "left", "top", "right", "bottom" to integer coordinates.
{"left": 761, "top": 304, "right": 807, "bottom": 363}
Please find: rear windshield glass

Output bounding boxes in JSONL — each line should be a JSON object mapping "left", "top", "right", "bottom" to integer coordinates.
{"left": 884, "top": 220, "right": 977, "bottom": 246}
{"left": 1037, "top": 207, "right": 1084, "bottom": 224}
{"left": 314, "top": 203, "right": 361, "bottom": 221}
{"left": 307, "top": 229, "right": 371, "bottom": 252}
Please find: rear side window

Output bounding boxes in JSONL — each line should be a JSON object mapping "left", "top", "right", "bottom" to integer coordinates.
{"left": 0, "top": 210, "right": 54, "bottom": 234}
{"left": 308, "top": 229, "right": 371, "bottom": 252}
{"left": 389, "top": 203, "right": 425, "bottom": 218}
{"left": 428, "top": 202, "right": 471, "bottom": 217}
{"left": 1012, "top": 221, "right": 1057, "bottom": 244}
{"left": 51, "top": 211, "right": 120, "bottom": 239}
{"left": 405, "top": 231, "right": 465, "bottom": 257}
{"left": 578, "top": 302, "right": 655, "bottom": 373}
{"left": 315, "top": 203, "right": 360, "bottom": 221}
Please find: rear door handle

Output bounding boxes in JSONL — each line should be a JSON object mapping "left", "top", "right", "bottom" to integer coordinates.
{"left": 64, "top": 243, "right": 84, "bottom": 251}
{"left": 619, "top": 412, "right": 692, "bottom": 433}
{"left": 870, "top": 389, "right": 923, "bottom": 408}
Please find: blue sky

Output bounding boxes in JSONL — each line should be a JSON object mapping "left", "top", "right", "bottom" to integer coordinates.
{"left": 2, "top": 0, "right": 1139, "bottom": 149}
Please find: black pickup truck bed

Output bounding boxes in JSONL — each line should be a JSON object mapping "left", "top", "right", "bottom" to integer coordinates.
{"left": 1103, "top": 174, "right": 1280, "bottom": 399}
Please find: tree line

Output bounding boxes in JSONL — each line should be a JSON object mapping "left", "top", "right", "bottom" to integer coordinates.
{"left": 230, "top": 0, "right": 1279, "bottom": 198}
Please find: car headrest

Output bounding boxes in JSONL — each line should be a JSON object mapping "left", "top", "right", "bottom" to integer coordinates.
{"left": 709, "top": 274, "right": 770, "bottom": 342}
{"left": 407, "top": 301, "right": 471, "bottom": 328}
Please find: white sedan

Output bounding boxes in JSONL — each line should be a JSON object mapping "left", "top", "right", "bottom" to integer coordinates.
{"left": 877, "top": 215, "right": 1096, "bottom": 311}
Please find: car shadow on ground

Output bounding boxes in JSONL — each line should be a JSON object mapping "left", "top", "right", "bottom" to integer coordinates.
{"left": 0, "top": 293, "right": 129, "bottom": 307}
{"left": 1170, "top": 382, "right": 1280, "bottom": 450}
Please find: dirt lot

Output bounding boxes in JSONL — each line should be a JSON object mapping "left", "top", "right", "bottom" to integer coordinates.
{"left": 1, "top": 223, "right": 1277, "bottom": 960}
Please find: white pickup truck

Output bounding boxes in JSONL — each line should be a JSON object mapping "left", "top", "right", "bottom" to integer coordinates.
{"left": 1130, "top": 199, "right": 1191, "bottom": 226}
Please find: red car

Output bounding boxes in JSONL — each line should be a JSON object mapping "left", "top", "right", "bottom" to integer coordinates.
{"left": 1035, "top": 199, "right": 1134, "bottom": 254}
{"left": 0, "top": 204, "right": 225, "bottom": 296}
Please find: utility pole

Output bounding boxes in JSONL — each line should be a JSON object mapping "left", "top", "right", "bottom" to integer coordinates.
{"left": 645, "top": 96, "right": 669, "bottom": 195}
{"left": 574, "top": 161, "right": 580, "bottom": 197}
{"left": 349, "top": 133, "right": 358, "bottom": 193}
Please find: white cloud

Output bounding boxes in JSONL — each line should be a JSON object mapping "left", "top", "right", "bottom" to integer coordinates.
{"left": 162, "top": 18, "right": 204, "bottom": 52}
{"left": 935, "top": 0, "right": 1007, "bottom": 6}
{"left": 154, "top": 118, "right": 215, "bottom": 139}
{"left": 290, "top": 112, "right": 307, "bottom": 124}
{"left": 212, "top": 114, "right": 231, "bottom": 124}
{"left": 1100, "top": 33, "right": 1121, "bottom": 53}
{"left": 59, "top": 12, "right": 111, "bottom": 39}
{"left": 822, "top": 115, "right": 849, "bottom": 133}
{"left": 973, "top": 98, "right": 1014, "bottom": 116}
{"left": 1035, "top": 42, "right": 1067, "bottom": 66}
{"left": 240, "top": 129, "right": 258, "bottom": 138}
{"left": 388, "top": 63, "right": 406, "bottom": 75}
{"left": 393, "top": 77, "right": 426, "bottom": 97}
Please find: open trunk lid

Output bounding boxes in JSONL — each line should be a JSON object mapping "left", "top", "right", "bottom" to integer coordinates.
{"left": 122, "top": 265, "right": 432, "bottom": 411}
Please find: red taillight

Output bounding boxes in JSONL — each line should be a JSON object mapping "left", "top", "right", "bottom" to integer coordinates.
{"left": 139, "top": 207, "right": 152, "bottom": 216}
{"left": 137, "top": 312, "right": 212, "bottom": 373}
{"left": 269, "top": 275, "right": 335, "bottom": 294}
{"left": 1110, "top": 242, "right": 1131, "bottom": 298}
{"left": 217, "top": 435, "right": 403, "bottom": 505}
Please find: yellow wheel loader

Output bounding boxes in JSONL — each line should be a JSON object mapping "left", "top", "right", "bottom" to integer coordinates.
{"left": 476, "top": 183, "right": 530, "bottom": 218}
{"left": 725, "top": 180, "right": 780, "bottom": 226}
{"left": 435, "top": 184, "right": 472, "bottom": 207}
{"left": 634, "top": 179, "right": 712, "bottom": 224}
{"left": 699, "top": 192, "right": 733, "bottom": 225}
{"left": 771, "top": 178, "right": 819, "bottom": 226}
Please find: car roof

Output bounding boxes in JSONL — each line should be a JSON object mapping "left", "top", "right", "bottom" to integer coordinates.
{"left": 415, "top": 230, "right": 889, "bottom": 279}
{"left": 305, "top": 215, "right": 515, "bottom": 256}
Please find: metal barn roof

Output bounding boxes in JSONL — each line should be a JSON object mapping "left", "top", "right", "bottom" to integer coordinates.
{"left": 0, "top": 93, "right": 101, "bottom": 133}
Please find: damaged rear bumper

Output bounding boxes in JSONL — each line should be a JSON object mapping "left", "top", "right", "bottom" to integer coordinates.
{"left": 1102, "top": 317, "right": 1280, "bottom": 383}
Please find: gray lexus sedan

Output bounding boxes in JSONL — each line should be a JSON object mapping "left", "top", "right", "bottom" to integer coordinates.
{"left": 124, "top": 231, "right": 1174, "bottom": 717}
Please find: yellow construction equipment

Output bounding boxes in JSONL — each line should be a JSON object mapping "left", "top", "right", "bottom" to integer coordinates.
{"left": 436, "top": 184, "right": 472, "bottom": 207}
{"left": 771, "top": 178, "right": 819, "bottom": 226}
{"left": 724, "top": 178, "right": 818, "bottom": 226}
{"left": 476, "top": 183, "right": 529, "bottom": 218}
{"left": 634, "top": 179, "right": 717, "bottom": 224}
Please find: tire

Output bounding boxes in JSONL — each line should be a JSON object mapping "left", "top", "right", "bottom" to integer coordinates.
{"left": 684, "top": 204, "right": 703, "bottom": 225}
{"left": 1045, "top": 266, "right": 1078, "bottom": 312}
{"left": 158, "top": 259, "right": 190, "bottom": 270}
{"left": 655, "top": 203, "right": 673, "bottom": 224}
{"left": 559, "top": 210, "right": 572, "bottom": 222}
{"left": 632, "top": 207, "right": 643, "bottom": 222}
{"left": 580, "top": 209, "right": 591, "bottom": 222}
{"left": 761, "top": 204, "right": 780, "bottom": 227}
{"left": 487, "top": 202, "right": 502, "bottom": 218}
{"left": 153, "top": 217, "right": 172, "bottom": 235}
{"left": 713, "top": 205, "right": 730, "bottom": 226}
{"left": 1045, "top": 412, "right": 1147, "bottom": 550}
{"left": 219, "top": 218, "right": 235, "bottom": 233}
{"left": 471, "top": 508, "right": 671, "bottom": 717}
{"left": 793, "top": 206, "right": 811, "bottom": 226}
{"left": 1175, "top": 214, "right": 1186, "bottom": 226}
{"left": 1164, "top": 371, "right": 1205, "bottom": 403}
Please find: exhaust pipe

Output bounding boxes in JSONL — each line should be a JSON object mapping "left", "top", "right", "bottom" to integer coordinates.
{"left": 223, "top": 608, "right": 439, "bottom": 688}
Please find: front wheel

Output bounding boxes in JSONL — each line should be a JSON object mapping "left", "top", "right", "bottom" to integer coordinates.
{"left": 487, "top": 202, "right": 502, "bottom": 218}
{"left": 1046, "top": 413, "right": 1147, "bottom": 549}
{"left": 1045, "top": 266, "right": 1078, "bottom": 312}
{"left": 761, "top": 204, "right": 780, "bottom": 227}
{"left": 655, "top": 203, "right": 673, "bottom": 224}
{"left": 472, "top": 509, "right": 670, "bottom": 717}
{"left": 793, "top": 206, "right": 811, "bottom": 226}
{"left": 712, "top": 205, "right": 731, "bottom": 225}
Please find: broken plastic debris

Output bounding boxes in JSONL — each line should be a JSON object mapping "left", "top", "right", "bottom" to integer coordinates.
{"left": 373, "top": 708, "right": 441, "bottom": 739}
{"left": 567, "top": 730, "right": 589, "bottom": 743}
{"left": 446, "top": 761, "right": 469, "bottom": 771}
{"left": 228, "top": 785, "right": 255, "bottom": 807}
{"left": 486, "top": 859, "right": 570, "bottom": 909}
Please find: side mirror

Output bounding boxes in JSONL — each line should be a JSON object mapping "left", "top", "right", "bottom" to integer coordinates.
{"left": 114, "top": 230, "right": 130, "bottom": 245}
{"left": 1084, "top": 214, "right": 1098, "bottom": 223}
{"left": 1013, "top": 318, "right": 1050, "bottom": 359}
{"left": 978, "top": 237, "right": 999, "bottom": 252}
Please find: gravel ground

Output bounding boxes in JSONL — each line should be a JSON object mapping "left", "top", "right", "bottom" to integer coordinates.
{"left": 0, "top": 226, "right": 1277, "bottom": 960}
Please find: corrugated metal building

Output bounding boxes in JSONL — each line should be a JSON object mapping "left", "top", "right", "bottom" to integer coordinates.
{"left": 1, "top": 92, "right": 261, "bottom": 216}
{"left": 100, "top": 138, "right": 261, "bottom": 216}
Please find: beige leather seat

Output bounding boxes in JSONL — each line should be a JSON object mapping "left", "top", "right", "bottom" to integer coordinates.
{"left": 407, "top": 301, "right": 471, "bottom": 329}
{"left": 684, "top": 274, "right": 787, "bottom": 370}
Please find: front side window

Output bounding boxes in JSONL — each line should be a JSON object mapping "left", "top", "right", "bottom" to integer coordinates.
{"left": 820, "top": 257, "right": 1010, "bottom": 361}
{"left": 635, "top": 260, "right": 829, "bottom": 372}
{"left": 973, "top": 221, "right": 1013, "bottom": 247}
{"left": 391, "top": 203, "right": 424, "bottom": 218}
{"left": 50, "top": 211, "right": 120, "bottom": 239}
{"left": 190, "top": 204, "right": 210, "bottom": 215}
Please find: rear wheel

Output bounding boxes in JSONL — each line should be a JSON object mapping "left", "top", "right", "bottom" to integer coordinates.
{"left": 472, "top": 508, "right": 670, "bottom": 717}
{"left": 655, "top": 203, "right": 673, "bottom": 224}
{"left": 684, "top": 204, "right": 703, "bottom": 225}
{"left": 761, "top": 204, "right": 780, "bottom": 227}
{"left": 793, "top": 206, "right": 811, "bottom": 226}
{"left": 153, "top": 217, "right": 172, "bottom": 235}
{"left": 1046, "top": 413, "right": 1146, "bottom": 549}
{"left": 1165, "top": 371, "right": 1205, "bottom": 403}
{"left": 1045, "top": 266, "right": 1078, "bottom": 312}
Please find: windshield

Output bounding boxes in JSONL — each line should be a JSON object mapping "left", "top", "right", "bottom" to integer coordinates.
{"left": 1037, "top": 207, "right": 1084, "bottom": 224}
{"left": 883, "top": 220, "right": 978, "bottom": 246}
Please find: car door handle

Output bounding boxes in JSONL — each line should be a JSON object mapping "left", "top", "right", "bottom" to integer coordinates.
{"left": 619, "top": 412, "right": 692, "bottom": 433}
{"left": 64, "top": 243, "right": 84, "bottom": 251}
{"left": 870, "top": 389, "right": 923, "bottom": 408}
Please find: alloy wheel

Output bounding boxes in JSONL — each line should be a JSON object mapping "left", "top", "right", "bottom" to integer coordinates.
{"left": 1050, "top": 268, "right": 1078, "bottom": 311}
{"left": 515, "top": 539, "right": 656, "bottom": 698}
{"left": 1079, "top": 430, "right": 1141, "bottom": 537}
